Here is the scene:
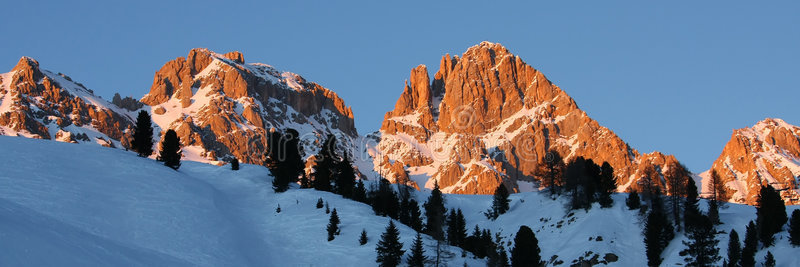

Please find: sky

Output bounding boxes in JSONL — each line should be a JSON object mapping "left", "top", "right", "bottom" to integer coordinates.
{"left": 1, "top": 1, "right": 798, "bottom": 173}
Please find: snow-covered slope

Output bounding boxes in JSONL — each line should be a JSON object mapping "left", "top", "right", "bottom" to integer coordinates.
{"left": 0, "top": 136, "right": 796, "bottom": 266}
{"left": 0, "top": 136, "right": 476, "bottom": 266}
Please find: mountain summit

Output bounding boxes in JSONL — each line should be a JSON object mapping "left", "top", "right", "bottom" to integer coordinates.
{"left": 705, "top": 118, "right": 800, "bottom": 204}
{"left": 139, "top": 48, "right": 358, "bottom": 164}
{"left": 373, "top": 41, "right": 681, "bottom": 194}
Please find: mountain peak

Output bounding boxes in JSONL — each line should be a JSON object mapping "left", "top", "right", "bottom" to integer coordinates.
{"left": 13, "top": 56, "right": 39, "bottom": 71}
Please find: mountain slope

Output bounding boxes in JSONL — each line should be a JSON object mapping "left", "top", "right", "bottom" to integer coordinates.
{"left": 373, "top": 42, "right": 681, "bottom": 194}
{"left": 140, "top": 48, "right": 358, "bottom": 164}
{"left": 704, "top": 118, "right": 800, "bottom": 204}
{"left": 0, "top": 137, "right": 796, "bottom": 266}
{"left": 0, "top": 136, "right": 480, "bottom": 266}
{"left": 0, "top": 57, "right": 134, "bottom": 147}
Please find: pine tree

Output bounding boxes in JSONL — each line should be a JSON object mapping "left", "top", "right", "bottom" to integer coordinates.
{"left": 359, "top": 229, "right": 369, "bottom": 245}
{"left": 131, "top": 110, "right": 154, "bottom": 157}
{"left": 312, "top": 134, "right": 338, "bottom": 192}
{"left": 424, "top": 181, "right": 446, "bottom": 241}
{"left": 665, "top": 162, "right": 689, "bottom": 230}
{"left": 157, "top": 129, "right": 181, "bottom": 170}
{"left": 275, "top": 204, "right": 281, "bottom": 213}
{"left": 372, "top": 178, "right": 400, "bottom": 219}
{"left": 763, "top": 251, "right": 775, "bottom": 267}
{"left": 496, "top": 244, "right": 510, "bottom": 267}
{"left": 790, "top": 209, "right": 800, "bottom": 246}
{"left": 376, "top": 220, "right": 405, "bottom": 267}
{"left": 230, "top": 157, "right": 239, "bottom": 170}
{"left": 406, "top": 232, "right": 427, "bottom": 267}
{"left": 626, "top": 189, "right": 641, "bottom": 210}
{"left": 325, "top": 202, "right": 330, "bottom": 214}
{"left": 510, "top": 225, "right": 541, "bottom": 267}
{"left": 598, "top": 162, "right": 616, "bottom": 208}
{"left": 707, "top": 170, "right": 726, "bottom": 224}
{"left": 266, "top": 129, "right": 305, "bottom": 192}
{"left": 316, "top": 198, "right": 324, "bottom": 209}
{"left": 490, "top": 183, "right": 511, "bottom": 219}
{"left": 353, "top": 179, "right": 367, "bottom": 203}
{"left": 741, "top": 221, "right": 758, "bottom": 267}
{"left": 644, "top": 209, "right": 673, "bottom": 267}
{"left": 684, "top": 177, "right": 701, "bottom": 231}
{"left": 335, "top": 153, "right": 356, "bottom": 198}
{"left": 538, "top": 150, "right": 564, "bottom": 197}
{"left": 727, "top": 229, "right": 741, "bottom": 267}
{"left": 409, "top": 199, "right": 423, "bottom": 232}
{"left": 756, "top": 185, "right": 787, "bottom": 247}
{"left": 681, "top": 215, "right": 720, "bottom": 266}
{"left": 327, "top": 208, "right": 340, "bottom": 241}
{"left": 447, "top": 209, "right": 467, "bottom": 247}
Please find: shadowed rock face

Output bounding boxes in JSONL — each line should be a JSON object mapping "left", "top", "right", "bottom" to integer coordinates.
{"left": 375, "top": 41, "right": 681, "bottom": 194}
{"left": 140, "top": 48, "right": 358, "bottom": 164}
{"left": 706, "top": 118, "right": 800, "bottom": 204}
{"left": 0, "top": 57, "right": 133, "bottom": 147}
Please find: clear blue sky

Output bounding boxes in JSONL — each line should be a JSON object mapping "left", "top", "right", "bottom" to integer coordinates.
{"left": 2, "top": 1, "right": 798, "bottom": 173}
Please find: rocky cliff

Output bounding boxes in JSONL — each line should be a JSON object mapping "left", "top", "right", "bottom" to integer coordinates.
{"left": 139, "top": 48, "right": 358, "bottom": 164}
{"left": 704, "top": 118, "right": 800, "bottom": 204}
{"left": 0, "top": 57, "right": 134, "bottom": 147}
{"left": 373, "top": 42, "right": 682, "bottom": 194}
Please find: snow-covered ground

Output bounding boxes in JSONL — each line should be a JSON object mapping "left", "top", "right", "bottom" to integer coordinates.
{"left": 0, "top": 136, "right": 797, "bottom": 266}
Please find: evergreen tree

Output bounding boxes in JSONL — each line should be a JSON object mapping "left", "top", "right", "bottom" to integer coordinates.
{"left": 230, "top": 157, "right": 239, "bottom": 170}
{"left": 325, "top": 202, "right": 330, "bottom": 214}
{"left": 275, "top": 204, "right": 281, "bottom": 213}
{"left": 266, "top": 129, "right": 305, "bottom": 192}
{"left": 510, "top": 225, "right": 541, "bottom": 267}
{"left": 644, "top": 209, "right": 674, "bottom": 267}
{"left": 353, "top": 179, "right": 368, "bottom": 203}
{"left": 763, "top": 251, "right": 775, "bottom": 267}
{"left": 424, "top": 181, "right": 446, "bottom": 241}
{"left": 316, "top": 198, "right": 324, "bottom": 209}
{"left": 756, "top": 185, "right": 787, "bottom": 247}
{"left": 538, "top": 150, "right": 564, "bottom": 197}
{"left": 406, "top": 232, "right": 427, "bottom": 267}
{"left": 726, "top": 229, "right": 741, "bottom": 267}
{"left": 495, "top": 245, "right": 510, "bottom": 267}
{"left": 359, "top": 229, "right": 369, "bottom": 245}
{"left": 327, "top": 208, "right": 340, "bottom": 241}
{"left": 598, "top": 162, "right": 616, "bottom": 208}
{"left": 157, "top": 129, "right": 181, "bottom": 170}
{"left": 376, "top": 220, "right": 405, "bottom": 267}
{"left": 790, "top": 209, "right": 800, "bottom": 246}
{"left": 406, "top": 199, "right": 423, "bottom": 232}
{"left": 312, "top": 134, "right": 338, "bottom": 192}
{"left": 626, "top": 189, "right": 641, "bottom": 210}
{"left": 335, "top": 153, "right": 356, "bottom": 198}
{"left": 707, "top": 170, "right": 726, "bottom": 224}
{"left": 490, "top": 183, "right": 511, "bottom": 219}
{"left": 741, "top": 221, "right": 758, "bottom": 267}
{"left": 665, "top": 162, "right": 689, "bottom": 230}
{"left": 684, "top": 177, "right": 702, "bottom": 231}
{"left": 131, "top": 110, "right": 154, "bottom": 157}
{"left": 372, "top": 178, "right": 400, "bottom": 219}
{"left": 447, "top": 209, "right": 467, "bottom": 247}
{"left": 681, "top": 215, "right": 720, "bottom": 266}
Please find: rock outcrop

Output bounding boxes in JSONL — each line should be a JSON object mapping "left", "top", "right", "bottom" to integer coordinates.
{"left": 0, "top": 57, "right": 133, "bottom": 147}
{"left": 140, "top": 48, "right": 358, "bottom": 164}
{"left": 704, "top": 118, "right": 800, "bottom": 204}
{"left": 374, "top": 42, "right": 682, "bottom": 194}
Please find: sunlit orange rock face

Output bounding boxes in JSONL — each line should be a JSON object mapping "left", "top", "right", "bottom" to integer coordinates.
{"left": 140, "top": 48, "right": 358, "bottom": 164}
{"left": 375, "top": 42, "right": 682, "bottom": 194}
{"left": 704, "top": 118, "right": 800, "bottom": 204}
{"left": 0, "top": 57, "right": 132, "bottom": 147}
